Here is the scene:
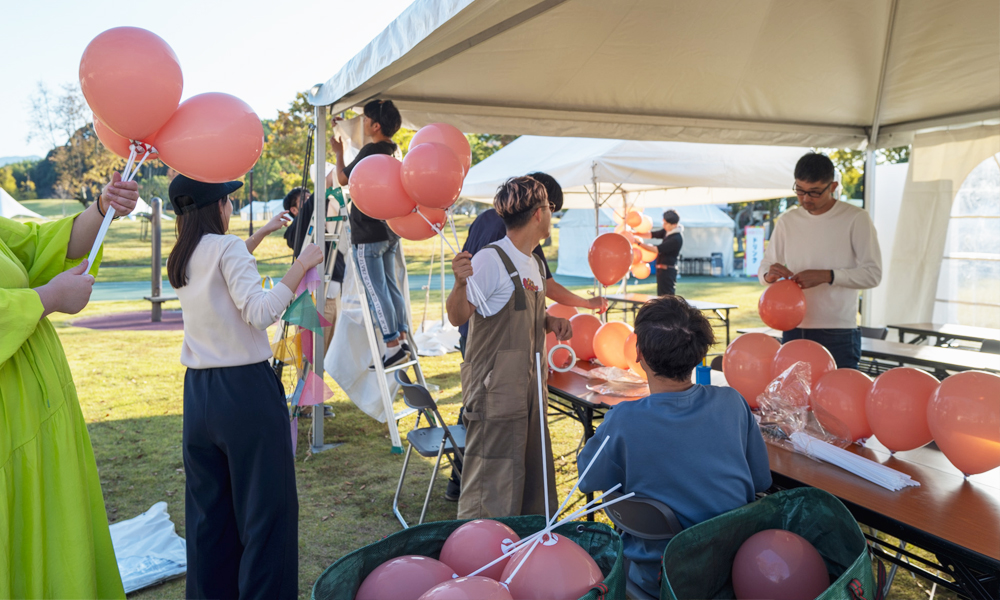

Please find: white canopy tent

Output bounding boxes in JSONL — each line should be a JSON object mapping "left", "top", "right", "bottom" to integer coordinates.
{"left": 238, "top": 200, "right": 285, "bottom": 221}
{"left": 126, "top": 197, "right": 173, "bottom": 221}
{"left": 0, "top": 189, "right": 42, "bottom": 219}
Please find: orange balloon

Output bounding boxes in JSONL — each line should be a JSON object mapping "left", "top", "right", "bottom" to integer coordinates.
{"left": 588, "top": 233, "right": 632, "bottom": 286}
{"left": 631, "top": 247, "right": 642, "bottom": 266}
{"left": 93, "top": 115, "right": 158, "bottom": 160}
{"left": 638, "top": 245, "right": 657, "bottom": 263}
{"left": 439, "top": 519, "right": 520, "bottom": 581}
{"left": 419, "top": 576, "right": 513, "bottom": 600}
{"left": 772, "top": 339, "right": 836, "bottom": 389}
{"left": 614, "top": 222, "right": 627, "bottom": 233}
{"left": 927, "top": 371, "right": 1000, "bottom": 475}
{"left": 400, "top": 142, "right": 464, "bottom": 209}
{"left": 79, "top": 27, "right": 183, "bottom": 141}
{"left": 409, "top": 123, "right": 472, "bottom": 174}
{"left": 356, "top": 556, "right": 457, "bottom": 600}
{"left": 811, "top": 369, "right": 874, "bottom": 442}
{"left": 154, "top": 93, "right": 264, "bottom": 183}
{"left": 387, "top": 207, "right": 447, "bottom": 241}
{"left": 568, "top": 313, "right": 602, "bottom": 361}
{"left": 631, "top": 262, "right": 651, "bottom": 280}
{"left": 620, "top": 230, "right": 636, "bottom": 245}
{"left": 623, "top": 333, "right": 647, "bottom": 380}
{"left": 546, "top": 303, "right": 578, "bottom": 320}
{"left": 546, "top": 332, "right": 573, "bottom": 370}
{"left": 348, "top": 154, "right": 417, "bottom": 220}
{"left": 594, "top": 321, "right": 633, "bottom": 369}
{"left": 723, "top": 333, "right": 782, "bottom": 408}
{"left": 634, "top": 214, "right": 654, "bottom": 234}
{"left": 626, "top": 210, "right": 643, "bottom": 227}
{"left": 732, "top": 529, "right": 829, "bottom": 600}
{"left": 500, "top": 533, "right": 604, "bottom": 600}
{"left": 866, "top": 367, "right": 939, "bottom": 452}
{"left": 758, "top": 280, "right": 807, "bottom": 331}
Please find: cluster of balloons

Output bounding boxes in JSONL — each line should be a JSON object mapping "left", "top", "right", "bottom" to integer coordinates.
{"left": 723, "top": 336, "right": 836, "bottom": 409}
{"left": 349, "top": 123, "right": 471, "bottom": 241}
{"left": 732, "top": 529, "right": 829, "bottom": 600}
{"left": 82, "top": 27, "right": 263, "bottom": 183}
{"left": 542, "top": 304, "right": 649, "bottom": 379}
{"left": 355, "top": 519, "right": 603, "bottom": 600}
{"left": 758, "top": 280, "right": 807, "bottom": 331}
{"left": 614, "top": 210, "right": 657, "bottom": 280}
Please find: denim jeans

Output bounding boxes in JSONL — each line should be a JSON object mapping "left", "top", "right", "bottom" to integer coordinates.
{"left": 782, "top": 328, "right": 862, "bottom": 370}
{"left": 354, "top": 239, "right": 408, "bottom": 343}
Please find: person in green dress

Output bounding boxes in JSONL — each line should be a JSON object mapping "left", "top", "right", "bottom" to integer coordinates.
{"left": 1, "top": 172, "right": 138, "bottom": 598}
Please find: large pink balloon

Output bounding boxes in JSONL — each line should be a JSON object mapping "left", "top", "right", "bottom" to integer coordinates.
{"left": 410, "top": 124, "right": 472, "bottom": 175}
{"left": 866, "top": 367, "right": 939, "bottom": 452}
{"left": 723, "top": 333, "right": 782, "bottom": 409}
{"left": 356, "top": 555, "right": 457, "bottom": 600}
{"left": 811, "top": 369, "right": 874, "bottom": 442}
{"left": 546, "top": 304, "right": 578, "bottom": 320}
{"left": 93, "top": 115, "right": 159, "bottom": 161}
{"left": 80, "top": 27, "right": 183, "bottom": 140}
{"left": 927, "top": 371, "right": 1000, "bottom": 476}
{"left": 732, "top": 529, "right": 830, "bottom": 600}
{"left": 588, "top": 233, "right": 632, "bottom": 286}
{"left": 348, "top": 154, "right": 417, "bottom": 220}
{"left": 419, "top": 576, "right": 513, "bottom": 600}
{"left": 758, "top": 280, "right": 807, "bottom": 331}
{"left": 387, "top": 207, "right": 447, "bottom": 241}
{"left": 568, "top": 313, "right": 602, "bottom": 361}
{"left": 500, "top": 534, "right": 604, "bottom": 600}
{"left": 772, "top": 340, "right": 836, "bottom": 389}
{"left": 439, "top": 519, "right": 520, "bottom": 581}
{"left": 154, "top": 93, "right": 263, "bottom": 183}
{"left": 401, "top": 142, "right": 464, "bottom": 209}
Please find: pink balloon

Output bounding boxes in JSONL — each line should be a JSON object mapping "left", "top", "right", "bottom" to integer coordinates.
{"left": 732, "top": 529, "right": 830, "bottom": 600}
{"left": 866, "top": 367, "right": 939, "bottom": 452}
{"left": 154, "top": 93, "right": 263, "bottom": 183}
{"left": 811, "top": 369, "right": 874, "bottom": 442}
{"left": 772, "top": 340, "right": 836, "bottom": 389}
{"left": 593, "top": 321, "right": 633, "bottom": 370}
{"left": 419, "top": 576, "right": 513, "bottom": 600}
{"left": 387, "top": 207, "right": 447, "bottom": 241}
{"left": 546, "top": 304, "right": 578, "bottom": 320}
{"left": 588, "top": 233, "right": 633, "bottom": 286}
{"left": 500, "top": 533, "right": 604, "bottom": 600}
{"left": 568, "top": 313, "right": 602, "bottom": 361}
{"left": 758, "top": 280, "right": 807, "bottom": 331}
{"left": 439, "top": 519, "right": 520, "bottom": 581}
{"left": 347, "top": 154, "right": 417, "bottom": 220}
{"left": 723, "top": 333, "right": 782, "bottom": 409}
{"left": 401, "top": 142, "right": 464, "bottom": 209}
{"left": 927, "top": 371, "right": 1000, "bottom": 476}
{"left": 79, "top": 27, "right": 183, "bottom": 140}
{"left": 410, "top": 124, "right": 472, "bottom": 175}
{"left": 356, "top": 555, "right": 457, "bottom": 600}
{"left": 93, "top": 115, "right": 158, "bottom": 161}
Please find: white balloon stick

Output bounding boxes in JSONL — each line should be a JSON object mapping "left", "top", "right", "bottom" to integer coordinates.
{"left": 85, "top": 205, "right": 115, "bottom": 275}
{"left": 549, "top": 435, "right": 609, "bottom": 528}
{"left": 536, "top": 351, "right": 551, "bottom": 526}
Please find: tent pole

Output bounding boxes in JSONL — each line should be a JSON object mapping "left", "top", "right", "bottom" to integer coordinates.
{"left": 312, "top": 104, "right": 336, "bottom": 453}
{"left": 440, "top": 234, "right": 446, "bottom": 325}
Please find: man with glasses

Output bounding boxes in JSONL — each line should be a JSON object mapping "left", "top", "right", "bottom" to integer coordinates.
{"left": 758, "top": 153, "right": 882, "bottom": 369}
{"left": 446, "top": 176, "right": 571, "bottom": 519}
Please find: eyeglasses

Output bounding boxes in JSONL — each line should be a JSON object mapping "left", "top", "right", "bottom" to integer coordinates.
{"left": 792, "top": 182, "right": 832, "bottom": 198}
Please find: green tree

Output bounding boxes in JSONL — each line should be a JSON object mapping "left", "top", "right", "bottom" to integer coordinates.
{"left": 825, "top": 146, "right": 910, "bottom": 200}
{"left": 467, "top": 133, "right": 518, "bottom": 166}
{"left": 0, "top": 167, "right": 16, "bottom": 197}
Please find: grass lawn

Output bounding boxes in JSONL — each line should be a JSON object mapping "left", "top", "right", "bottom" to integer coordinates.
{"left": 19, "top": 200, "right": 953, "bottom": 598}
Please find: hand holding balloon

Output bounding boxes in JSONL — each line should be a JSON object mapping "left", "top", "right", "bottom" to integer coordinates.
{"left": 763, "top": 263, "right": 794, "bottom": 284}
{"left": 793, "top": 269, "right": 834, "bottom": 289}
{"left": 99, "top": 171, "right": 139, "bottom": 217}
{"left": 451, "top": 251, "right": 474, "bottom": 284}
{"left": 547, "top": 315, "right": 572, "bottom": 341}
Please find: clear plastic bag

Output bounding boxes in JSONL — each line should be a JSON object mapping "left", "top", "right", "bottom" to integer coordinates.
{"left": 757, "top": 362, "right": 851, "bottom": 450}
{"left": 577, "top": 365, "right": 650, "bottom": 397}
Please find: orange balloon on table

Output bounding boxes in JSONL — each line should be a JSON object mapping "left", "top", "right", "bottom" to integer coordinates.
{"left": 356, "top": 555, "right": 457, "bottom": 600}
{"left": 546, "top": 303, "right": 578, "bottom": 319}
{"left": 866, "top": 367, "right": 939, "bottom": 452}
{"left": 79, "top": 27, "right": 183, "bottom": 141}
{"left": 811, "top": 369, "right": 875, "bottom": 442}
{"left": 631, "top": 247, "right": 642, "bottom": 266}
{"left": 409, "top": 123, "right": 472, "bottom": 174}
{"left": 623, "top": 333, "right": 647, "bottom": 380}
{"left": 348, "top": 154, "right": 417, "bottom": 220}
{"left": 418, "top": 576, "right": 513, "bottom": 600}
{"left": 638, "top": 245, "right": 657, "bottom": 263}
{"left": 588, "top": 233, "right": 633, "bottom": 286}
{"left": 634, "top": 214, "right": 653, "bottom": 234}
{"left": 927, "top": 371, "right": 1000, "bottom": 476}
{"left": 400, "top": 142, "right": 464, "bottom": 209}
{"left": 439, "top": 519, "right": 520, "bottom": 581}
{"left": 594, "top": 321, "right": 633, "bottom": 369}
{"left": 732, "top": 529, "right": 830, "bottom": 600}
{"left": 626, "top": 210, "right": 643, "bottom": 227}
{"left": 387, "top": 207, "right": 447, "bottom": 241}
{"left": 500, "top": 533, "right": 604, "bottom": 600}
{"left": 568, "top": 313, "right": 602, "bottom": 361}
{"left": 631, "top": 262, "right": 651, "bottom": 280}
{"left": 153, "top": 92, "right": 264, "bottom": 183}
{"left": 772, "top": 339, "right": 836, "bottom": 389}
{"left": 723, "top": 333, "right": 781, "bottom": 408}
{"left": 758, "top": 280, "right": 807, "bottom": 331}
{"left": 546, "top": 332, "right": 574, "bottom": 370}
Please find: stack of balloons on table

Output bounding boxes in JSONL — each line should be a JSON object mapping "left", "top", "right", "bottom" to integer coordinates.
{"left": 543, "top": 304, "right": 648, "bottom": 380}
{"left": 722, "top": 277, "right": 1000, "bottom": 478}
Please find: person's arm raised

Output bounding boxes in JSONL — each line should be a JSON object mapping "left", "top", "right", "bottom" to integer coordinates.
{"left": 446, "top": 251, "right": 478, "bottom": 326}
{"left": 546, "top": 279, "right": 607, "bottom": 313}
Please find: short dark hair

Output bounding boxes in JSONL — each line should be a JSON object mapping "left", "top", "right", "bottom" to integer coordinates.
{"left": 167, "top": 199, "right": 227, "bottom": 289}
{"left": 527, "top": 172, "right": 563, "bottom": 212}
{"left": 663, "top": 209, "right": 679, "bottom": 225}
{"left": 794, "top": 153, "right": 835, "bottom": 183}
{"left": 494, "top": 176, "right": 547, "bottom": 230}
{"left": 363, "top": 99, "right": 402, "bottom": 137}
{"left": 283, "top": 187, "right": 306, "bottom": 211}
{"left": 634, "top": 296, "right": 715, "bottom": 381}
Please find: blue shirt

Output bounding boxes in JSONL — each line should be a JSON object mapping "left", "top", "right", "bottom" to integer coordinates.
{"left": 577, "top": 385, "right": 771, "bottom": 596}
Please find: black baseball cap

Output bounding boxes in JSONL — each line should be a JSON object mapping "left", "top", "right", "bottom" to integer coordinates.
{"left": 169, "top": 175, "right": 243, "bottom": 215}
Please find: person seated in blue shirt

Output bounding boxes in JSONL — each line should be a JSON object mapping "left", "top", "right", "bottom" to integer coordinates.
{"left": 577, "top": 295, "right": 772, "bottom": 597}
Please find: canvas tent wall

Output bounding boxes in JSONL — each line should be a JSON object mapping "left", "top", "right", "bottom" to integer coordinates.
{"left": 0, "top": 189, "right": 42, "bottom": 219}
{"left": 238, "top": 200, "right": 285, "bottom": 220}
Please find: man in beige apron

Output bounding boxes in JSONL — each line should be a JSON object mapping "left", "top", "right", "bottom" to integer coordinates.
{"left": 446, "top": 176, "right": 572, "bottom": 519}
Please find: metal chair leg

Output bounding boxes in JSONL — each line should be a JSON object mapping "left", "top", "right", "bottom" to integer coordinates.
{"left": 419, "top": 438, "right": 446, "bottom": 525}
{"left": 393, "top": 444, "right": 415, "bottom": 529}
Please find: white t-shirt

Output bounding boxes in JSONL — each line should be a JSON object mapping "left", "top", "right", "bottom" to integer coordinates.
{"left": 466, "top": 236, "right": 545, "bottom": 317}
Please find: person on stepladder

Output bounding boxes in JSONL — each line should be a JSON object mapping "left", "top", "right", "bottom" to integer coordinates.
{"left": 330, "top": 99, "right": 412, "bottom": 369}
{"left": 167, "top": 175, "right": 323, "bottom": 600}
{"left": 446, "top": 176, "right": 572, "bottom": 519}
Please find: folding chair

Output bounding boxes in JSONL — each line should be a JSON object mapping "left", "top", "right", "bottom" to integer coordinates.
{"left": 602, "top": 490, "right": 685, "bottom": 600}
{"left": 392, "top": 370, "right": 466, "bottom": 529}
{"left": 859, "top": 326, "right": 890, "bottom": 375}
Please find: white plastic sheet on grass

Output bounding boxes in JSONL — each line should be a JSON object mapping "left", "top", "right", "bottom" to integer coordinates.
{"left": 109, "top": 502, "right": 187, "bottom": 593}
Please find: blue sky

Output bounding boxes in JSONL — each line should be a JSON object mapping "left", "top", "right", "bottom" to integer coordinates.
{"left": 1, "top": 0, "right": 415, "bottom": 159}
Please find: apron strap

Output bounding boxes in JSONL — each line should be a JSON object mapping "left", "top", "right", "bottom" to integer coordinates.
{"left": 484, "top": 244, "right": 527, "bottom": 311}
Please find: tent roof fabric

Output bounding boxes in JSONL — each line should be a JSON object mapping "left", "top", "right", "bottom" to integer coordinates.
{"left": 0, "top": 189, "right": 42, "bottom": 219}
{"left": 460, "top": 135, "right": 807, "bottom": 208}
{"left": 309, "top": 0, "right": 999, "bottom": 149}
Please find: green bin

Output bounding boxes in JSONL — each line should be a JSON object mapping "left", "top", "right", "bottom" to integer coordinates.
{"left": 313, "top": 515, "right": 624, "bottom": 600}
{"left": 660, "top": 488, "right": 875, "bottom": 600}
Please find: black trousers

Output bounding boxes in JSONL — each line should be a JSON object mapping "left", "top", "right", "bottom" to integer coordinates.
{"left": 183, "top": 362, "right": 298, "bottom": 600}
{"left": 656, "top": 266, "right": 678, "bottom": 296}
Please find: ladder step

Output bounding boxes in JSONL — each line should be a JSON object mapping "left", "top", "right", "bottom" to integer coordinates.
{"left": 383, "top": 359, "right": 419, "bottom": 374}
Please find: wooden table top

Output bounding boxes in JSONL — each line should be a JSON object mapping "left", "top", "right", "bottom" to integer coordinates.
{"left": 889, "top": 323, "right": 1000, "bottom": 344}
{"left": 546, "top": 362, "right": 728, "bottom": 409}
{"left": 606, "top": 293, "right": 738, "bottom": 311}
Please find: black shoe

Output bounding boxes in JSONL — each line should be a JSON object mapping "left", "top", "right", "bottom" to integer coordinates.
{"left": 444, "top": 489, "right": 459, "bottom": 502}
{"left": 370, "top": 348, "right": 408, "bottom": 370}
{"left": 401, "top": 341, "right": 413, "bottom": 356}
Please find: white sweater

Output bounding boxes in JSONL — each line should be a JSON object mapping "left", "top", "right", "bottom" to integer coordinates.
{"left": 758, "top": 202, "right": 882, "bottom": 329}
{"left": 176, "top": 234, "right": 294, "bottom": 369}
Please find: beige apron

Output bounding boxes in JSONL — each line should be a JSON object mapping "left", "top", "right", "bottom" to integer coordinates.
{"left": 457, "top": 244, "right": 558, "bottom": 519}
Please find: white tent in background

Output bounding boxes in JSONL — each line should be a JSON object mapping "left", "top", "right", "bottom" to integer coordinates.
{"left": 127, "top": 197, "right": 173, "bottom": 221}
{"left": 238, "top": 200, "right": 285, "bottom": 221}
{"left": 0, "top": 189, "right": 42, "bottom": 219}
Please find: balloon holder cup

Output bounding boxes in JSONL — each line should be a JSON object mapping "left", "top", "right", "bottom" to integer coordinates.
{"left": 548, "top": 344, "right": 576, "bottom": 373}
